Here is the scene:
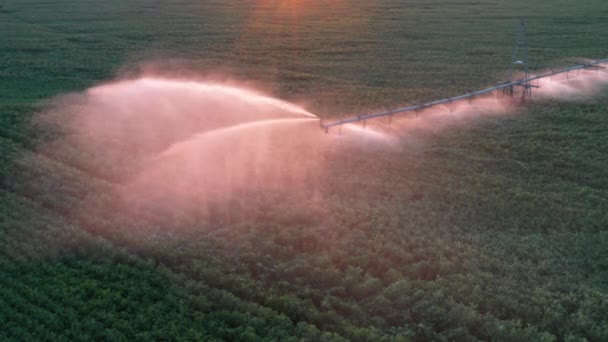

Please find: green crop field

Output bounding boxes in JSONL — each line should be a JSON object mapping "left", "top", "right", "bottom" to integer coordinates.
{"left": 2, "top": 0, "right": 608, "bottom": 340}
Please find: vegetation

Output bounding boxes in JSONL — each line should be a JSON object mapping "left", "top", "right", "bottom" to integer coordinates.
{"left": 1, "top": 0, "right": 608, "bottom": 340}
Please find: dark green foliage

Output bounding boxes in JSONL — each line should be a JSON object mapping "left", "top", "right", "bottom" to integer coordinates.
{"left": 0, "top": 258, "right": 342, "bottom": 341}
{"left": 2, "top": 0, "right": 608, "bottom": 341}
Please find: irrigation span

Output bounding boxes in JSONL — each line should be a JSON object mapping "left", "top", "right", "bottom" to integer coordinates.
{"left": 321, "top": 58, "right": 608, "bottom": 131}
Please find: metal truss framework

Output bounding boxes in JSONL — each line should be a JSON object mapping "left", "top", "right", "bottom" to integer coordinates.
{"left": 320, "top": 20, "right": 607, "bottom": 131}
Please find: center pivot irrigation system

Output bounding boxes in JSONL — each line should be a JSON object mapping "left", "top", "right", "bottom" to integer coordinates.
{"left": 320, "top": 19, "right": 608, "bottom": 132}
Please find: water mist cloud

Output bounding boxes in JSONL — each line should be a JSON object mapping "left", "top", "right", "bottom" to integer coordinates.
{"left": 37, "top": 76, "right": 333, "bottom": 222}
{"left": 34, "top": 63, "right": 608, "bottom": 224}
